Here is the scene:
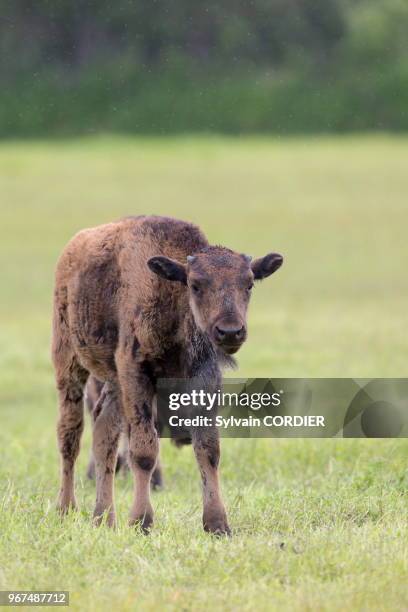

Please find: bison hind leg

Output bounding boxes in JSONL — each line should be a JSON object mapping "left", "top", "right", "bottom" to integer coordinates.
{"left": 56, "top": 357, "right": 89, "bottom": 514}
{"left": 151, "top": 461, "right": 164, "bottom": 490}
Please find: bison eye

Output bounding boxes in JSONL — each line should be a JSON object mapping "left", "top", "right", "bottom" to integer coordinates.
{"left": 191, "top": 283, "right": 201, "bottom": 294}
{"left": 246, "top": 283, "right": 254, "bottom": 293}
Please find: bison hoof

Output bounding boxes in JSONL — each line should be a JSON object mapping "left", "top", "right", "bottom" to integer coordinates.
{"left": 203, "top": 510, "right": 231, "bottom": 537}
{"left": 93, "top": 507, "right": 116, "bottom": 528}
{"left": 56, "top": 496, "right": 77, "bottom": 515}
{"left": 129, "top": 512, "right": 153, "bottom": 534}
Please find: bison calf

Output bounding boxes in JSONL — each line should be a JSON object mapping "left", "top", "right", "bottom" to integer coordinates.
{"left": 52, "top": 215, "right": 283, "bottom": 534}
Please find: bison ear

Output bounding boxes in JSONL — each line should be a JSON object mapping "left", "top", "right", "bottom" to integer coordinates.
{"left": 147, "top": 256, "right": 187, "bottom": 284}
{"left": 251, "top": 253, "right": 283, "bottom": 280}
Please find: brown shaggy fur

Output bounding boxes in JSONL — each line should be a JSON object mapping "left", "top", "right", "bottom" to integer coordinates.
{"left": 52, "top": 215, "right": 283, "bottom": 534}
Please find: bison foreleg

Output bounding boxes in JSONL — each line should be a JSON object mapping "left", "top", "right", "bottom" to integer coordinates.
{"left": 192, "top": 427, "right": 230, "bottom": 536}
{"left": 117, "top": 348, "right": 159, "bottom": 533}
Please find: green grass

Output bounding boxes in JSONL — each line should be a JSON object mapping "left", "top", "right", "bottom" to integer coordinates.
{"left": 0, "top": 136, "right": 407, "bottom": 611}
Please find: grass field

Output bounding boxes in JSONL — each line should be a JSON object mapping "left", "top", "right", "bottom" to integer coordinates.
{"left": 0, "top": 136, "right": 407, "bottom": 611}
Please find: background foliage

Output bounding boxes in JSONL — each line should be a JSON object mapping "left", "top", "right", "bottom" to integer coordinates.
{"left": 1, "top": 0, "right": 408, "bottom": 135}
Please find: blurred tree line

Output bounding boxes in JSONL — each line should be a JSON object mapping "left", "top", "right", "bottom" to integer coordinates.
{"left": 0, "top": 0, "right": 407, "bottom": 136}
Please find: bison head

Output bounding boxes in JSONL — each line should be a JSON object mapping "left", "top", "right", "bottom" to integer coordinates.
{"left": 148, "top": 246, "right": 283, "bottom": 355}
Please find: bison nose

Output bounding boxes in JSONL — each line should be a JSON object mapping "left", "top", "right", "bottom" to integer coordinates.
{"left": 214, "top": 324, "right": 246, "bottom": 345}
